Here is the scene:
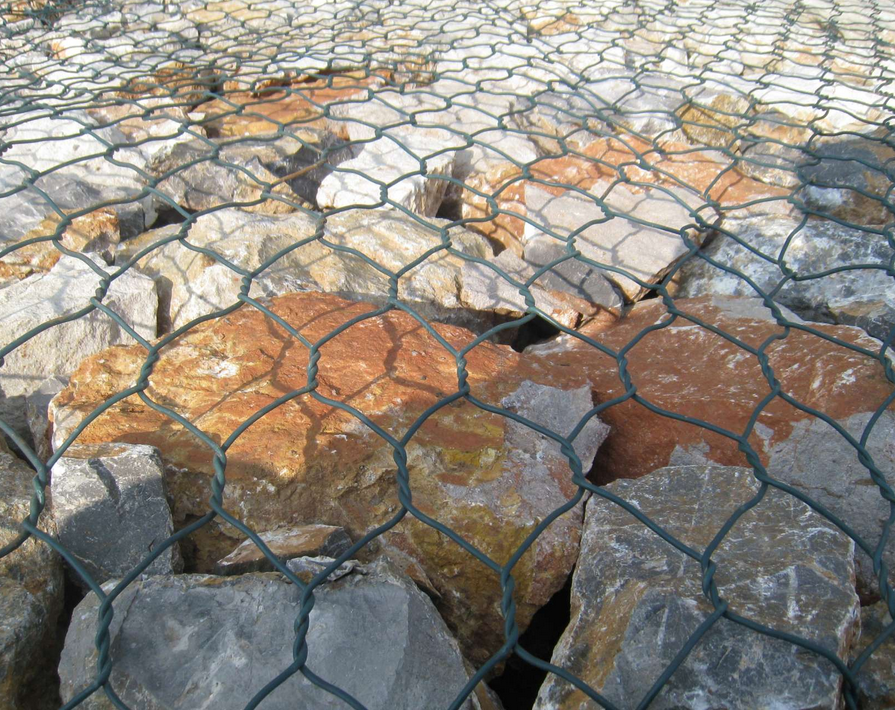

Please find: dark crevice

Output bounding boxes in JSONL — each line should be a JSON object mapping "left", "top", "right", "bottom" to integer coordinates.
{"left": 489, "top": 571, "right": 573, "bottom": 709}
{"left": 151, "top": 204, "right": 194, "bottom": 228}
{"left": 511, "top": 315, "right": 561, "bottom": 352}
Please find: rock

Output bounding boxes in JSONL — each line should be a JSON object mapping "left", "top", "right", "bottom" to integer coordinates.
{"left": 316, "top": 131, "right": 456, "bottom": 217}
{"left": 0, "top": 255, "right": 157, "bottom": 439}
{"left": 535, "top": 465, "right": 859, "bottom": 710}
{"left": 49, "top": 291, "right": 610, "bottom": 665}
{"left": 24, "top": 375, "right": 68, "bottom": 463}
{"left": 214, "top": 524, "right": 352, "bottom": 575}
{"left": 118, "top": 207, "right": 493, "bottom": 333}
{"left": 678, "top": 93, "right": 752, "bottom": 150}
{"left": 522, "top": 179, "right": 711, "bottom": 301}
{"left": 851, "top": 602, "right": 895, "bottom": 708}
{"left": 676, "top": 216, "right": 895, "bottom": 341}
{"left": 795, "top": 135, "right": 895, "bottom": 227}
{"left": 199, "top": 75, "right": 382, "bottom": 139}
{"left": 459, "top": 142, "right": 785, "bottom": 258}
{"left": 528, "top": 295, "right": 895, "bottom": 595}
{"left": 50, "top": 443, "right": 181, "bottom": 587}
{"left": 147, "top": 134, "right": 320, "bottom": 214}
{"left": 59, "top": 564, "right": 501, "bottom": 709}
{"left": 0, "top": 450, "right": 63, "bottom": 710}
{"left": 0, "top": 111, "right": 152, "bottom": 242}
{"left": 285, "top": 555, "right": 362, "bottom": 584}
{"left": 459, "top": 241, "right": 622, "bottom": 330}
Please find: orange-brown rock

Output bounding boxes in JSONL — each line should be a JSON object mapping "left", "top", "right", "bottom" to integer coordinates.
{"left": 0, "top": 208, "right": 120, "bottom": 286}
{"left": 199, "top": 75, "right": 384, "bottom": 139}
{"left": 529, "top": 295, "right": 893, "bottom": 482}
{"left": 49, "top": 292, "right": 609, "bottom": 666}
{"left": 460, "top": 137, "right": 792, "bottom": 255}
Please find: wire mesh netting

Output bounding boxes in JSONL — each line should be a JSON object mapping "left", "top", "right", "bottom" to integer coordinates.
{"left": 0, "top": 0, "right": 894, "bottom": 707}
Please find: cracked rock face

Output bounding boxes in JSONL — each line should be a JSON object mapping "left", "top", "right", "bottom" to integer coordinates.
{"left": 50, "top": 443, "right": 182, "bottom": 588}
{"left": 58, "top": 563, "right": 502, "bottom": 710}
{"left": 535, "top": 465, "right": 860, "bottom": 710}
{"left": 48, "top": 291, "right": 609, "bottom": 665}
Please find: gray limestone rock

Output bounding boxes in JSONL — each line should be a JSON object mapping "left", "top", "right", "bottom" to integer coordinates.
{"left": 59, "top": 563, "right": 500, "bottom": 709}
{"left": 676, "top": 216, "right": 895, "bottom": 341}
{"left": 0, "top": 450, "right": 63, "bottom": 710}
{"left": 285, "top": 555, "right": 362, "bottom": 584}
{"left": 765, "top": 411, "right": 895, "bottom": 600}
{"left": 0, "top": 255, "right": 157, "bottom": 440}
{"left": 215, "top": 525, "right": 352, "bottom": 576}
{"left": 535, "top": 465, "right": 860, "bottom": 710}
{"left": 50, "top": 443, "right": 181, "bottom": 588}
{"left": 147, "top": 134, "right": 330, "bottom": 214}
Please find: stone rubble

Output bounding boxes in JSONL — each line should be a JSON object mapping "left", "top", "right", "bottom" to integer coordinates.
{"left": 0, "top": 0, "right": 892, "bottom": 706}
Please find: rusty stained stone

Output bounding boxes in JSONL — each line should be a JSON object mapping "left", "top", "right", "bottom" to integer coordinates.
{"left": 0, "top": 208, "right": 120, "bottom": 286}
{"left": 527, "top": 295, "right": 894, "bottom": 482}
{"left": 198, "top": 75, "right": 384, "bottom": 139}
{"left": 49, "top": 291, "right": 608, "bottom": 666}
{"left": 460, "top": 135, "right": 793, "bottom": 256}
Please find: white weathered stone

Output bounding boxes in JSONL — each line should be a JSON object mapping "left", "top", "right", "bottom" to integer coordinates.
{"left": 0, "top": 255, "right": 157, "bottom": 439}
{"left": 523, "top": 181, "right": 714, "bottom": 301}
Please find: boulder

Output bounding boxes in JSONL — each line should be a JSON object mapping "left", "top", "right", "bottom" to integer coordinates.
{"left": 0, "top": 111, "right": 152, "bottom": 241}
{"left": 0, "top": 450, "right": 63, "bottom": 710}
{"left": 459, "top": 244, "right": 622, "bottom": 331}
{"left": 522, "top": 180, "right": 710, "bottom": 301}
{"left": 215, "top": 524, "right": 352, "bottom": 575}
{"left": 58, "top": 563, "right": 501, "bottom": 710}
{"left": 48, "top": 291, "right": 610, "bottom": 665}
{"left": 50, "top": 443, "right": 181, "bottom": 588}
{"left": 527, "top": 296, "right": 895, "bottom": 597}
{"left": 146, "top": 134, "right": 322, "bottom": 214}
{"left": 535, "top": 465, "right": 859, "bottom": 710}
{"left": 676, "top": 216, "right": 895, "bottom": 341}
{"left": 118, "top": 207, "right": 494, "bottom": 333}
{"left": 316, "top": 130, "right": 456, "bottom": 217}
{"left": 0, "top": 255, "right": 157, "bottom": 440}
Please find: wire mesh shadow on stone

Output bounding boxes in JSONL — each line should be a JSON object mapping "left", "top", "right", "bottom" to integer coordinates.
{"left": 0, "top": 0, "right": 894, "bottom": 708}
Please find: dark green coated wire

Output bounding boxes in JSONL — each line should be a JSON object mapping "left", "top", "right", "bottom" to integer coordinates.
{"left": 0, "top": 0, "right": 893, "bottom": 708}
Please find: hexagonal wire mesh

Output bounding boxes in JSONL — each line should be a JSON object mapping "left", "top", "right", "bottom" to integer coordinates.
{"left": 0, "top": 0, "right": 893, "bottom": 707}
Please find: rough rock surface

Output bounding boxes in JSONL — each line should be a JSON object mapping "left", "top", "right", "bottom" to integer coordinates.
{"left": 535, "top": 465, "right": 859, "bottom": 710}
{"left": 522, "top": 180, "right": 710, "bottom": 302}
{"left": 677, "top": 216, "right": 895, "bottom": 341}
{"left": 459, "top": 244, "right": 622, "bottom": 330}
{"left": 528, "top": 296, "right": 895, "bottom": 596}
{"left": 215, "top": 524, "right": 352, "bottom": 575}
{"left": 0, "top": 450, "right": 63, "bottom": 710}
{"left": 119, "top": 207, "right": 494, "bottom": 333}
{"left": 0, "top": 255, "right": 157, "bottom": 439}
{"left": 0, "top": 111, "right": 152, "bottom": 242}
{"left": 49, "top": 291, "right": 610, "bottom": 664}
{"left": 59, "top": 563, "right": 501, "bottom": 710}
{"left": 24, "top": 375, "right": 68, "bottom": 463}
{"left": 50, "top": 443, "right": 181, "bottom": 587}
{"left": 851, "top": 602, "right": 895, "bottom": 708}
{"left": 316, "top": 131, "right": 456, "bottom": 216}
{"left": 147, "top": 134, "right": 322, "bottom": 213}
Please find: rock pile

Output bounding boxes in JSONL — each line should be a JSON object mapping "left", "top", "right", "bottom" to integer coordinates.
{"left": 0, "top": 0, "right": 893, "bottom": 708}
